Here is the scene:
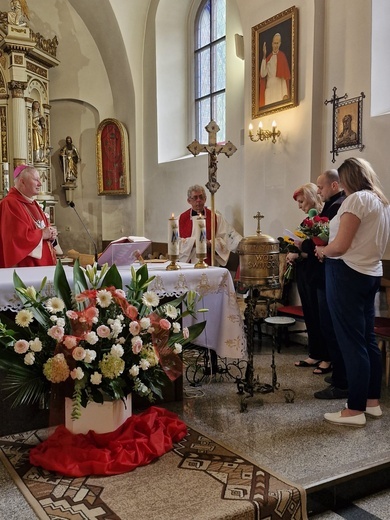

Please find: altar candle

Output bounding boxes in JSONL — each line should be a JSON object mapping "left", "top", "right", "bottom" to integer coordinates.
{"left": 168, "top": 214, "right": 179, "bottom": 256}
{"left": 195, "top": 215, "right": 207, "bottom": 256}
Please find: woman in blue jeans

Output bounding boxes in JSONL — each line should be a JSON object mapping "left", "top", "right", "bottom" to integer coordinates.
{"left": 315, "top": 158, "right": 390, "bottom": 427}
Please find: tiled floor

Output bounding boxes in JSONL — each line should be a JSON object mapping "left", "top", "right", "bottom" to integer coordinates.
{"left": 172, "top": 336, "right": 390, "bottom": 518}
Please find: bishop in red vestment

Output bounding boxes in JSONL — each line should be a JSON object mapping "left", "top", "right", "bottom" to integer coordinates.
{"left": 0, "top": 165, "right": 57, "bottom": 268}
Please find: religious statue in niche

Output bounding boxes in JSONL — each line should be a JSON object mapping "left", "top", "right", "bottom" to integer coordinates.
{"left": 7, "top": 0, "right": 29, "bottom": 26}
{"left": 59, "top": 136, "right": 81, "bottom": 184}
{"left": 32, "top": 101, "right": 48, "bottom": 163}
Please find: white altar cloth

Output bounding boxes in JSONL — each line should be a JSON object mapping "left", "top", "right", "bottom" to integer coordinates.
{"left": 0, "top": 263, "right": 246, "bottom": 359}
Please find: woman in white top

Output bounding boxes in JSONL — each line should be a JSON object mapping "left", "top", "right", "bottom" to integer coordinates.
{"left": 315, "top": 158, "right": 390, "bottom": 427}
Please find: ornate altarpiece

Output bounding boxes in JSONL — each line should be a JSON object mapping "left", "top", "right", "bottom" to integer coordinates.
{"left": 0, "top": 9, "right": 59, "bottom": 223}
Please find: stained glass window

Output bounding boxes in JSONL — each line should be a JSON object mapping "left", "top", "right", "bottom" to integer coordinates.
{"left": 195, "top": 0, "right": 226, "bottom": 144}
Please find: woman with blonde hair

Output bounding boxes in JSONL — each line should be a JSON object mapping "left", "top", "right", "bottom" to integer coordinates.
{"left": 287, "top": 183, "right": 331, "bottom": 372}
{"left": 315, "top": 158, "right": 390, "bottom": 426}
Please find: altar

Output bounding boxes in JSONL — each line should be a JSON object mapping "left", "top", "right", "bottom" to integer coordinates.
{"left": 0, "top": 262, "right": 246, "bottom": 360}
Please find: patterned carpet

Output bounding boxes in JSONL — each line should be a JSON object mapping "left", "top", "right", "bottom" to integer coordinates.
{"left": 0, "top": 425, "right": 307, "bottom": 520}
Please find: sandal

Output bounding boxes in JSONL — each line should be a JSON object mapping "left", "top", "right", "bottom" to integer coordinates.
{"left": 295, "top": 359, "right": 320, "bottom": 367}
{"left": 313, "top": 364, "right": 332, "bottom": 375}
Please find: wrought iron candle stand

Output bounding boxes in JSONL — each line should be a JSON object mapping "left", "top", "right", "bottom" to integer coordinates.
{"left": 236, "top": 279, "right": 281, "bottom": 412}
{"left": 183, "top": 344, "right": 247, "bottom": 386}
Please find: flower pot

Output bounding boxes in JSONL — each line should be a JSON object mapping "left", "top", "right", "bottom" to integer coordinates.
{"left": 65, "top": 394, "right": 132, "bottom": 435}
{"left": 312, "top": 236, "right": 328, "bottom": 246}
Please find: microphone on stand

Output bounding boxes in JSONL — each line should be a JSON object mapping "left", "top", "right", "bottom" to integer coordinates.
{"left": 68, "top": 201, "right": 99, "bottom": 264}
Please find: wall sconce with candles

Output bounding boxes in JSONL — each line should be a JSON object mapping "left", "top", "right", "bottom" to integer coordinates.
{"left": 248, "top": 121, "right": 281, "bottom": 144}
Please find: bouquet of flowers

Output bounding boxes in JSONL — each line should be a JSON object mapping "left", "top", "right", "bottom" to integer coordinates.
{"left": 0, "top": 261, "right": 206, "bottom": 420}
{"left": 298, "top": 209, "right": 330, "bottom": 245}
{"left": 277, "top": 230, "right": 306, "bottom": 282}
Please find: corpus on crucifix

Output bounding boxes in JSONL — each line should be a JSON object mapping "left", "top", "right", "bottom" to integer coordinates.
{"left": 186, "top": 120, "right": 238, "bottom": 266}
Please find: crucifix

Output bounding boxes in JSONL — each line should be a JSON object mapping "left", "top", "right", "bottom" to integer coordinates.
{"left": 253, "top": 211, "right": 264, "bottom": 236}
{"left": 187, "top": 120, "right": 237, "bottom": 266}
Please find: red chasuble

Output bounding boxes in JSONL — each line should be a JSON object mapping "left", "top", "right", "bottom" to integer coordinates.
{"left": 0, "top": 187, "right": 56, "bottom": 268}
{"left": 179, "top": 207, "right": 216, "bottom": 265}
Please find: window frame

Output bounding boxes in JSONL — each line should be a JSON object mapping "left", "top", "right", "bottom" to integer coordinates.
{"left": 194, "top": 0, "right": 226, "bottom": 144}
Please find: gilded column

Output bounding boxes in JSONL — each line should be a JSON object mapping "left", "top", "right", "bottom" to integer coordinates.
{"left": 8, "top": 80, "right": 28, "bottom": 168}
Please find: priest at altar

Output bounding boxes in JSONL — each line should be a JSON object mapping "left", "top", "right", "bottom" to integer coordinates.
{"left": 178, "top": 184, "right": 242, "bottom": 266}
{"left": 0, "top": 165, "right": 57, "bottom": 268}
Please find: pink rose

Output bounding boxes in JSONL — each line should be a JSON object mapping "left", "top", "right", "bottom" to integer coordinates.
{"left": 131, "top": 336, "right": 143, "bottom": 354}
{"left": 48, "top": 325, "right": 64, "bottom": 341}
{"left": 66, "top": 310, "right": 78, "bottom": 320}
{"left": 129, "top": 321, "right": 141, "bottom": 335}
{"left": 159, "top": 319, "right": 171, "bottom": 331}
{"left": 72, "top": 346, "right": 86, "bottom": 361}
{"left": 14, "top": 339, "right": 29, "bottom": 354}
{"left": 97, "top": 325, "right": 111, "bottom": 338}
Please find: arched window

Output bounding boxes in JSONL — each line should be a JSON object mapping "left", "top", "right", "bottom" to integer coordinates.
{"left": 194, "top": 0, "right": 226, "bottom": 143}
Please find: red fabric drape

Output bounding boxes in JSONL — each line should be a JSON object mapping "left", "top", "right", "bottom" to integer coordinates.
{"left": 29, "top": 406, "right": 187, "bottom": 477}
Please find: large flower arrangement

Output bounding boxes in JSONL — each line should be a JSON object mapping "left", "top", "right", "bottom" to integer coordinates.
{"left": 0, "top": 261, "right": 206, "bottom": 420}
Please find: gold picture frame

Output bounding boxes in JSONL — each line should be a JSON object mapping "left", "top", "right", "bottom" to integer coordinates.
{"left": 96, "top": 118, "right": 130, "bottom": 195}
{"left": 251, "top": 6, "right": 298, "bottom": 119}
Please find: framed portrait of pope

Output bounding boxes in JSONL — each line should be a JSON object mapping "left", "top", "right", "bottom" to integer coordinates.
{"left": 251, "top": 6, "right": 299, "bottom": 119}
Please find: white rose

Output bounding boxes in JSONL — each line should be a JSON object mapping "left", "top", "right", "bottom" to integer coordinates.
{"left": 173, "top": 343, "right": 182, "bottom": 354}
{"left": 24, "top": 352, "right": 35, "bottom": 365}
{"left": 173, "top": 322, "right": 181, "bottom": 333}
{"left": 90, "top": 371, "right": 103, "bottom": 385}
{"left": 129, "top": 365, "right": 140, "bottom": 377}
{"left": 111, "top": 344, "right": 124, "bottom": 358}
{"left": 85, "top": 331, "right": 99, "bottom": 345}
